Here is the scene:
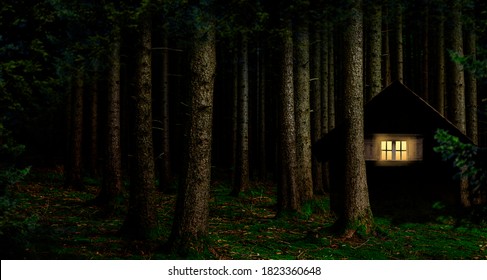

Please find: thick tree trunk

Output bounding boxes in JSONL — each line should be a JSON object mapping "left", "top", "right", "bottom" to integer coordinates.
{"left": 121, "top": 14, "right": 158, "bottom": 240}
{"left": 169, "top": 8, "right": 216, "bottom": 254}
{"left": 97, "top": 27, "right": 123, "bottom": 213}
{"left": 294, "top": 19, "right": 313, "bottom": 203}
{"left": 233, "top": 34, "right": 250, "bottom": 196}
{"left": 366, "top": 2, "right": 382, "bottom": 102}
{"left": 277, "top": 21, "right": 299, "bottom": 213}
{"left": 341, "top": 0, "right": 374, "bottom": 236}
{"left": 65, "top": 70, "right": 84, "bottom": 190}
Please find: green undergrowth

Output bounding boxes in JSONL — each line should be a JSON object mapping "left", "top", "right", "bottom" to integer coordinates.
{"left": 1, "top": 169, "right": 486, "bottom": 260}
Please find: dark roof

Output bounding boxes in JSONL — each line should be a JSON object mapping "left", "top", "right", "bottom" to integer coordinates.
{"left": 314, "top": 81, "right": 472, "bottom": 161}
{"left": 364, "top": 81, "right": 471, "bottom": 143}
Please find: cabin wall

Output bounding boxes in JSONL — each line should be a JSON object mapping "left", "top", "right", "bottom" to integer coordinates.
{"left": 328, "top": 133, "right": 461, "bottom": 219}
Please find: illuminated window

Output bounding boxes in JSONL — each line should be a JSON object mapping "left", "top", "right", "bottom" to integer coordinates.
{"left": 380, "top": 140, "right": 408, "bottom": 161}
{"left": 364, "top": 134, "right": 422, "bottom": 162}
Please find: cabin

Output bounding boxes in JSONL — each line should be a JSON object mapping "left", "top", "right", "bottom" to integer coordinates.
{"left": 315, "top": 81, "right": 473, "bottom": 219}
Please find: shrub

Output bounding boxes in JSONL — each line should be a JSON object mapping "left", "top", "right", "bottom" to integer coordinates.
{"left": 434, "top": 129, "right": 487, "bottom": 222}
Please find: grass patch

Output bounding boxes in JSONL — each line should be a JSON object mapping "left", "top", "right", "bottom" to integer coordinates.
{"left": 1, "top": 169, "right": 486, "bottom": 259}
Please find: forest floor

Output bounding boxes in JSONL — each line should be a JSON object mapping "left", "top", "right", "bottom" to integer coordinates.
{"left": 1, "top": 168, "right": 487, "bottom": 260}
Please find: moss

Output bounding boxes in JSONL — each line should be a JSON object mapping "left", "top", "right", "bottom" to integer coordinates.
{"left": 336, "top": 209, "right": 376, "bottom": 238}
{"left": 163, "top": 232, "right": 215, "bottom": 259}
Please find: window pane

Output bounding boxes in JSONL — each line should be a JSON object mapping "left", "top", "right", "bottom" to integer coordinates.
{"left": 394, "top": 151, "right": 400, "bottom": 160}
{"left": 381, "top": 141, "right": 386, "bottom": 150}
{"left": 387, "top": 151, "right": 392, "bottom": 160}
{"left": 402, "top": 141, "right": 407, "bottom": 151}
{"left": 381, "top": 151, "right": 386, "bottom": 160}
{"left": 387, "top": 141, "right": 392, "bottom": 150}
{"left": 401, "top": 151, "right": 408, "bottom": 160}
{"left": 395, "top": 141, "right": 401, "bottom": 150}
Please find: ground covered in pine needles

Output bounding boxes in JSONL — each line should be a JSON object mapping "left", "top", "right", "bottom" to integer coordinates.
{"left": 1, "top": 168, "right": 487, "bottom": 260}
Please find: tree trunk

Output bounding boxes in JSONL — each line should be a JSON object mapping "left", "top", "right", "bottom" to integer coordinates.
{"left": 257, "top": 45, "right": 267, "bottom": 180}
{"left": 395, "top": 7, "right": 404, "bottom": 83}
{"left": 434, "top": 12, "right": 446, "bottom": 115}
{"left": 89, "top": 72, "right": 99, "bottom": 177}
{"left": 366, "top": 2, "right": 382, "bottom": 101}
{"left": 465, "top": 31, "right": 478, "bottom": 145}
{"left": 322, "top": 28, "right": 332, "bottom": 194}
{"left": 97, "top": 27, "right": 123, "bottom": 213}
{"left": 447, "top": 1, "right": 468, "bottom": 208}
{"left": 230, "top": 50, "right": 238, "bottom": 180}
{"left": 294, "top": 19, "right": 313, "bottom": 203}
{"left": 340, "top": 0, "right": 374, "bottom": 235}
{"left": 328, "top": 27, "right": 335, "bottom": 131}
{"left": 382, "top": 6, "right": 391, "bottom": 87}
{"left": 447, "top": 3, "right": 466, "bottom": 134}
{"left": 311, "top": 26, "right": 323, "bottom": 195}
{"left": 421, "top": 5, "right": 429, "bottom": 101}
{"left": 277, "top": 21, "right": 299, "bottom": 214}
{"left": 160, "top": 31, "right": 171, "bottom": 191}
{"left": 65, "top": 69, "right": 84, "bottom": 190}
{"left": 121, "top": 13, "right": 158, "bottom": 240}
{"left": 168, "top": 6, "right": 216, "bottom": 254}
{"left": 233, "top": 33, "right": 250, "bottom": 196}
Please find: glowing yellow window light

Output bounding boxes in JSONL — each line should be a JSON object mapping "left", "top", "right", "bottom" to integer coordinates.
{"left": 380, "top": 140, "right": 408, "bottom": 161}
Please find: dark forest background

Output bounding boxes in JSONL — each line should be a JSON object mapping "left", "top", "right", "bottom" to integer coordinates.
{"left": 1, "top": 0, "right": 487, "bottom": 256}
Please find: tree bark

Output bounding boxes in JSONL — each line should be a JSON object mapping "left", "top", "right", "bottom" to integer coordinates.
{"left": 421, "top": 4, "right": 430, "bottom": 102}
{"left": 277, "top": 21, "right": 299, "bottom": 213}
{"left": 89, "top": 72, "right": 99, "bottom": 177}
{"left": 65, "top": 69, "right": 84, "bottom": 190}
{"left": 160, "top": 31, "right": 171, "bottom": 191}
{"left": 169, "top": 6, "right": 216, "bottom": 254}
{"left": 257, "top": 45, "right": 267, "bottom": 180}
{"left": 322, "top": 28, "right": 332, "bottom": 194}
{"left": 230, "top": 50, "right": 238, "bottom": 181}
{"left": 233, "top": 33, "right": 250, "bottom": 196}
{"left": 447, "top": 0, "right": 468, "bottom": 208}
{"left": 395, "top": 7, "right": 404, "bottom": 83}
{"left": 311, "top": 26, "right": 323, "bottom": 195}
{"left": 434, "top": 12, "right": 446, "bottom": 115}
{"left": 97, "top": 26, "right": 123, "bottom": 213}
{"left": 121, "top": 13, "right": 158, "bottom": 240}
{"left": 465, "top": 31, "right": 478, "bottom": 145}
{"left": 382, "top": 6, "right": 391, "bottom": 87}
{"left": 340, "top": 0, "right": 374, "bottom": 235}
{"left": 447, "top": 2, "right": 466, "bottom": 134}
{"left": 366, "top": 2, "right": 382, "bottom": 101}
{"left": 294, "top": 18, "right": 313, "bottom": 203}
{"left": 328, "top": 27, "right": 335, "bottom": 131}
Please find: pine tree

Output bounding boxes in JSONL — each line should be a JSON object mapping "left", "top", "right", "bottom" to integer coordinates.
{"left": 121, "top": 11, "right": 158, "bottom": 240}
{"left": 341, "top": 0, "right": 374, "bottom": 236}
{"left": 294, "top": 14, "right": 314, "bottom": 203}
{"left": 277, "top": 20, "right": 299, "bottom": 213}
{"left": 97, "top": 26, "right": 123, "bottom": 214}
{"left": 168, "top": 1, "right": 216, "bottom": 254}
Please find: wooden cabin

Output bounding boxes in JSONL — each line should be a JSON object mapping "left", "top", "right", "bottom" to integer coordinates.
{"left": 315, "top": 81, "right": 473, "bottom": 219}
